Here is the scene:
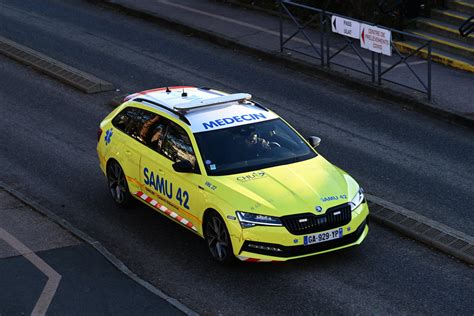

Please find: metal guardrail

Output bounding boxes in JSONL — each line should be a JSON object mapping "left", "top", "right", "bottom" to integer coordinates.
{"left": 379, "top": 31, "right": 432, "bottom": 99}
{"left": 279, "top": 0, "right": 432, "bottom": 100}
{"left": 459, "top": 15, "right": 474, "bottom": 37}
{"left": 325, "top": 12, "right": 377, "bottom": 83}
{"left": 279, "top": 1, "right": 326, "bottom": 66}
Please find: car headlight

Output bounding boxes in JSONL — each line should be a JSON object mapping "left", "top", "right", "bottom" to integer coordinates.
{"left": 236, "top": 211, "right": 282, "bottom": 228}
{"left": 350, "top": 187, "right": 365, "bottom": 211}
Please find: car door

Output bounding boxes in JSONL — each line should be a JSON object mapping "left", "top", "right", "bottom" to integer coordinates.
{"left": 110, "top": 107, "right": 144, "bottom": 193}
{"left": 139, "top": 116, "right": 205, "bottom": 233}
{"left": 138, "top": 112, "right": 171, "bottom": 201}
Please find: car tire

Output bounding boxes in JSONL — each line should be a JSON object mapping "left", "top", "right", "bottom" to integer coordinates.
{"left": 204, "top": 211, "right": 235, "bottom": 264}
{"left": 107, "top": 160, "right": 132, "bottom": 208}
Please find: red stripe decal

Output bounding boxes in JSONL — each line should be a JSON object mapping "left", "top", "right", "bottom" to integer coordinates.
{"left": 135, "top": 191, "right": 197, "bottom": 231}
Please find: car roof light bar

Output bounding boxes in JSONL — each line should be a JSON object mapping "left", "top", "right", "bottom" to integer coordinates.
{"left": 133, "top": 98, "right": 191, "bottom": 125}
{"left": 174, "top": 93, "right": 252, "bottom": 113}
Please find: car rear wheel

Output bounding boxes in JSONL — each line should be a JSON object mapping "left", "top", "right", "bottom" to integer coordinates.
{"left": 107, "top": 160, "right": 132, "bottom": 208}
{"left": 204, "top": 211, "right": 235, "bottom": 264}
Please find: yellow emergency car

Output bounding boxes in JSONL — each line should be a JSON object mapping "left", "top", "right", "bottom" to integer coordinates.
{"left": 97, "top": 86, "right": 369, "bottom": 263}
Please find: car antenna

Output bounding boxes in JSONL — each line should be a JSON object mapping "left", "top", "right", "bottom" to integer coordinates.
{"left": 166, "top": 87, "right": 171, "bottom": 93}
{"left": 181, "top": 89, "right": 188, "bottom": 97}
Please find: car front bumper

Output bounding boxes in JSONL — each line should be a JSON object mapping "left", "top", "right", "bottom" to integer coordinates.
{"left": 230, "top": 202, "right": 369, "bottom": 262}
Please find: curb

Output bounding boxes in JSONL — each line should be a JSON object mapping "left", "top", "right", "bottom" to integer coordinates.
{"left": 0, "top": 36, "right": 114, "bottom": 94}
{"left": 393, "top": 41, "right": 474, "bottom": 73}
{"left": 2, "top": 175, "right": 472, "bottom": 268}
{"left": 0, "top": 182, "right": 198, "bottom": 316}
{"left": 90, "top": 0, "right": 473, "bottom": 129}
{"left": 367, "top": 194, "right": 474, "bottom": 266}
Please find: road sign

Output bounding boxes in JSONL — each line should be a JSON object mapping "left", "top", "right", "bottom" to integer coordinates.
{"left": 360, "top": 24, "right": 392, "bottom": 56}
{"left": 331, "top": 15, "right": 360, "bottom": 39}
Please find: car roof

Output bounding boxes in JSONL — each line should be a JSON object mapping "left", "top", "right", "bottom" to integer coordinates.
{"left": 124, "top": 86, "right": 279, "bottom": 133}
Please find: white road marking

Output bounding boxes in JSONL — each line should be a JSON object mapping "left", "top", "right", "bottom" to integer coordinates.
{"left": 0, "top": 228, "right": 61, "bottom": 316}
{"left": 394, "top": 60, "right": 427, "bottom": 68}
{"left": 160, "top": 0, "right": 282, "bottom": 36}
{"left": 158, "top": 0, "right": 423, "bottom": 69}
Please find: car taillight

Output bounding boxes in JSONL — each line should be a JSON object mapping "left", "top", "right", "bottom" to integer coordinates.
{"left": 97, "top": 128, "right": 103, "bottom": 142}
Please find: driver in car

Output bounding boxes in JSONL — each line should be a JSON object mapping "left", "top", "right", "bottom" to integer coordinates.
{"left": 241, "top": 125, "right": 281, "bottom": 151}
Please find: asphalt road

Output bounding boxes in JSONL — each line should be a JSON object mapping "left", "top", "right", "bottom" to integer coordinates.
{"left": 0, "top": 0, "right": 472, "bottom": 314}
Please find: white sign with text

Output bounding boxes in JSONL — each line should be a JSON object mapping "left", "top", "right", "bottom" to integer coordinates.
{"left": 331, "top": 15, "right": 360, "bottom": 39}
{"left": 360, "top": 24, "right": 392, "bottom": 56}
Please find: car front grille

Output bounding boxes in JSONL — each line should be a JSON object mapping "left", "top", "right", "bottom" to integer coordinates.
{"left": 241, "top": 218, "right": 367, "bottom": 258}
{"left": 280, "top": 203, "right": 352, "bottom": 235}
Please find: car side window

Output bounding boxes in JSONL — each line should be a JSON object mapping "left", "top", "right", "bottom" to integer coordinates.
{"left": 161, "top": 123, "right": 197, "bottom": 170}
{"left": 113, "top": 107, "right": 166, "bottom": 147}
{"left": 140, "top": 112, "right": 168, "bottom": 151}
{"left": 126, "top": 109, "right": 153, "bottom": 143}
{"left": 112, "top": 107, "right": 140, "bottom": 132}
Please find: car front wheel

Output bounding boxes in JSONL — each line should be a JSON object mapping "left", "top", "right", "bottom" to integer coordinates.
{"left": 204, "top": 211, "right": 235, "bottom": 264}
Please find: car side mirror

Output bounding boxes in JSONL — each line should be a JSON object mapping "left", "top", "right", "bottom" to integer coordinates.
{"left": 172, "top": 160, "right": 195, "bottom": 173}
{"left": 308, "top": 136, "right": 321, "bottom": 148}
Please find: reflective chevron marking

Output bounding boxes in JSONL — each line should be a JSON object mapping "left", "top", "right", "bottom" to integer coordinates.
{"left": 136, "top": 191, "right": 197, "bottom": 231}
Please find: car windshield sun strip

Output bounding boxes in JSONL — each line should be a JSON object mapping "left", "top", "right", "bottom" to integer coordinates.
{"left": 134, "top": 98, "right": 191, "bottom": 125}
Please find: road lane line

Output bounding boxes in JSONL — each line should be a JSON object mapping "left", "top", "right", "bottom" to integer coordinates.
{"left": 159, "top": 0, "right": 280, "bottom": 36}
{"left": 157, "top": 0, "right": 419, "bottom": 68}
{"left": 0, "top": 183, "right": 198, "bottom": 316}
{"left": 0, "top": 228, "right": 61, "bottom": 316}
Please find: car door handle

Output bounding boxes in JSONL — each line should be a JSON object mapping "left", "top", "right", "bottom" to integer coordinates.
{"left": 125, "top": 150, "right": 132, "bottom": 156}
{"left": 157, "top": 168, "right": 164, "bottom": 174}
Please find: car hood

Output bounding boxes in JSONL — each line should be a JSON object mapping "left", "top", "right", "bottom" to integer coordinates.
{"left": 210, "top": 156, "right": 359, "bottom": 216}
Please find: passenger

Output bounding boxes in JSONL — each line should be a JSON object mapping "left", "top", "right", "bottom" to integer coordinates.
{"left": 140, "top": 115, "right": 161, "bottom": 141}
{"left": 149, "top": 124, "right": 165, "bottom": 150}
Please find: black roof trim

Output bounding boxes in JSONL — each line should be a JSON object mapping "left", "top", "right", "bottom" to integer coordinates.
{"left": 249, "top": 101, "right": 269, "bottom": 112}
{"left": 133, "top": 98, "right": 191, "bottom": 125}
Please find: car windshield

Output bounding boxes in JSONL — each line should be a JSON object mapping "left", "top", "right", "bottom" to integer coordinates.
{"left": 194, "top": 118, "right": 317, "bottom": 176}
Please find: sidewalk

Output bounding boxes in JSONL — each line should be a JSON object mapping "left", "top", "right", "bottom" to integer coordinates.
{"left": 0, "top": 188, "right": 185, "bottom": 315}
{"left": 97, "top": 0, "right": 474, "bottom": 127}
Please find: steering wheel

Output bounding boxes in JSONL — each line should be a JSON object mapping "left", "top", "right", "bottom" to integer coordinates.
{"left": 268, "top": 141, "right": 281, "bottom": 148}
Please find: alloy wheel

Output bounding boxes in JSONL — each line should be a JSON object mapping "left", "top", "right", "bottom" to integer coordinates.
{"left": 205, "top": 213, "right": 233, "bottom": 263}
{"left": 107, "top": 161, "right": 130, "bottom": 206}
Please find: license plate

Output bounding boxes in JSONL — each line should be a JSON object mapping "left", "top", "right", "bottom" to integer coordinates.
{"left": 304, "top": 227, "right": 343, "bottom": 245}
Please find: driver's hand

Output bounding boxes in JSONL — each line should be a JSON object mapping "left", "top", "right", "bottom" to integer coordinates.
{"left": 261, "top": 139, "right": 271, "bottom": 149}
